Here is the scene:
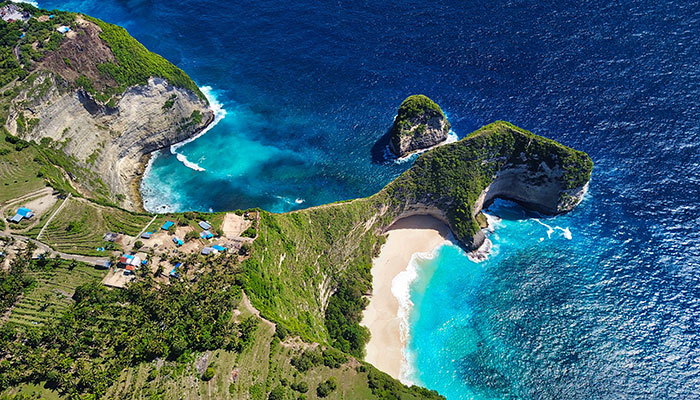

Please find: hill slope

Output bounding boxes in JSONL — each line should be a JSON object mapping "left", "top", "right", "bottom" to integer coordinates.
{"left": 0, "top": 1, "right": 213, "bottom": 209}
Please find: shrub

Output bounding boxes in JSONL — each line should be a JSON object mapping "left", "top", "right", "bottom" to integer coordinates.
{"left": 322, "top": 347, "right": 348, "bottom": 369}
{"left": 275, "top": 324, "right": 288, "bottom": 340}
{"left": 133, "top": 240, "right": 143, "bottom": 250}
{"left": 202, "top": 366, "right": 215, "bottom": 381}
{"left": 316, "top": 377, "right": 337, "bottom": 398}
{"left": 290, "top": 348, "right": 322, "bottom": 372}
{"left": 268, "top": 386, "right": 285, "bottom": 400}
{"left": 241, "top": 226, "right": 257, "bottom": 238}
{"left": 291, "top": 381, "right": 308, "bottom": 393}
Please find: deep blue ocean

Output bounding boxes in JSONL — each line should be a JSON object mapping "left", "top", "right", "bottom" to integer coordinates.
{"left": 35, "top": 0, "right": 700, "bottom": 398}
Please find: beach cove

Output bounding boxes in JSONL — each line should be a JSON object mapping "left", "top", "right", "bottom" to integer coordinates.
{"left": 361, "top": 216, "right": 451, "bottom": 381}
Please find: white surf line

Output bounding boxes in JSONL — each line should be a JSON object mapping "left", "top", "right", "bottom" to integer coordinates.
{"left": 37, "top": 193, "right": 71, "bottom": 241}
{"left": 533, "top": 218, "right": 572, "bottom": 239}
{"left": 169, "top": 86, "right": 228, "bottom": 172}
{"left": 393, "top": 130, "right": 460, "bottom": 164}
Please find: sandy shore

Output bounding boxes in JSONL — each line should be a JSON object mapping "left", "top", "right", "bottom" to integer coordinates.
{"left": 361, "top": 215, "right": 450, "bottom": 381}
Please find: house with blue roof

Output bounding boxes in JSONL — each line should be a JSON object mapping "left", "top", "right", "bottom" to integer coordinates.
{"left": 9, "top": 207, "right": 33, "bottom": 223}
{"left": 212, "top": 245, "right": 227, "bottom": 252}
{"left": 200, "top": 230, "right": 213, "bottom": 239}
{"left": 161, "top": 221, "right": 175, "bottom": 230}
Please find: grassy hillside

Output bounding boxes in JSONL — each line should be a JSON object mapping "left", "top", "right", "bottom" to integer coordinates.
{"left": 244, "top": 121, "right": 593, "bottom": 358}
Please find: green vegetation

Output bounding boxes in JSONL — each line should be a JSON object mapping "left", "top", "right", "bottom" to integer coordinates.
{"left": 84, "top": 16, "right": 205, "bottom": 101}
{"left": 391, "top": 94, "right": 448, "bottom": 138}
{"left": 244, "top": 121, "right": 592, "bottom": 364}
{"left": 40, "top": 198, "right": 151, "bottom": 255}
{"left": 395, "top": 94, "right": 445, "bottom": 122}
{"left": 0, "top": 253, "right": 245, "bottom": 398}
{"left": 6, "top": 254, "right": 106, "bottom": 328}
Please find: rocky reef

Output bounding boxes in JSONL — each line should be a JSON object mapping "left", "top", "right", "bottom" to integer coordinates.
{"left": 389, "top": 94, "right": 451, "bottom": 157}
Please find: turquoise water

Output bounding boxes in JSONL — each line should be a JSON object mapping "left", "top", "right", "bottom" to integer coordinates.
{"left": 33, "top": 0, "right": 700, "bottom": 397}
{"left": 405, "top": 199, "right": 589, "bottom": 398}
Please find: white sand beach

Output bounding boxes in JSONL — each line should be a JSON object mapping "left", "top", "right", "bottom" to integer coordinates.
{"left": 361, "top": 215, "right": 450, "bottom": 380}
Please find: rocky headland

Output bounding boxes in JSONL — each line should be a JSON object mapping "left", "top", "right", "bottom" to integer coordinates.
{"left": 389, "top": 94, "right": 451, "bottom": 157}
{"left": 0, "top": 5, "right": 213, "bottom": 210}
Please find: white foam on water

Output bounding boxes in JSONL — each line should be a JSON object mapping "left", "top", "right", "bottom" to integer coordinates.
{"left": 533, "top": 218, "right": 572, "bottom": 240}
{"left": 392, "top": 242, "right": 450, "bottom": 385}
{"left": 11, "top": 0, "right": 39, "bottom": 6}
{"left": 140, "top": 151, "right": 184, "bottom": 213}
{"left": 169, "top": 85, "right": 227, "bottom": 171}
{"left": 295, "top": 198, "right": 305, "bottom": 204}
{"left": 392, "top": 130, "right": 460, "bottom": 164}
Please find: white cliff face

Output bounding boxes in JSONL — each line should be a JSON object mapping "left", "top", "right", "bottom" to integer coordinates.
{"left": 6, "top": 73, "right": 213, "bottom": 210}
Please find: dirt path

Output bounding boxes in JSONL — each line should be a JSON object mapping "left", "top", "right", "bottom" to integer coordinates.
{"left": 36, "top": 193, "right": 71, "bottom": 241}
{"left": 0, "top": 230, "right": 107, "bottom": 266}
{"left": 241, "top": 291, "right": 275, "bottom": 329}
{"left": 135, "top": 214, "right": 157, "bottom": 241}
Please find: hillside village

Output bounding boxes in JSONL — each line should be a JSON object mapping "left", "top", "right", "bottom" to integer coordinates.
{"left": 1, "top": 185, "right": 259, "bottom": 290}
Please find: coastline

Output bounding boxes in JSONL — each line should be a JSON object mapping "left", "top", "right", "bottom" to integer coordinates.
{"left": 129, "top": 85, "right": 225, "bottom": 211}
{"left": 361, "top": 215, "right": 451, "bottom": 382}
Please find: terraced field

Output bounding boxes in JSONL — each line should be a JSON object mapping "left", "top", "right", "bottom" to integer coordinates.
{"left": 0, "top": 144, "right": 46, "bottom": 204}
{"left": 41, "top": 199, "right": 153, "bottom": 255}
{"left": 7, "top": 261, "right": 106, "bottom": 328}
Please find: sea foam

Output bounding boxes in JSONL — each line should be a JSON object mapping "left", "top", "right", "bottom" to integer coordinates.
{"left": 533, "top": 218, "right": 572, "bottom": 239}
{"left": 391, "top": 243, "right": 448, "bottom": 385}
{"left": 169, "top": 85, "right": 227, "bottom": 171}
{"left": 392, "top": 130, "right": 460, "bottom": 164}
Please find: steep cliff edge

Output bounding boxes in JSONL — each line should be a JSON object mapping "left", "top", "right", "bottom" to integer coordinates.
{"left": 243, "top": 121, "right": 592, "bottom": 357}
{"left": 389, "top": 94, "right": 451, "bottom": 157}
{"left": 383, "top": 121, "right": 593, "bottom": 249}
{"left": 0, "top": 3, "right": 212, "bottom": 209}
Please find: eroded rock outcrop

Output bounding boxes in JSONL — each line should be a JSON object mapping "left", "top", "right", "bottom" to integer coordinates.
{"left": 382, "top": 121, "right": 593, "bottom": 250}
{"left": 5, "top": 72, "right": 212, "bottom": 210}
{"left": 389, "top": 95, "right": 451, "bottom": 157}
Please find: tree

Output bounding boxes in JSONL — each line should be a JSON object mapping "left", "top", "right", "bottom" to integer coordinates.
{"left": 133, "top": 240, "right": 143, "bottom": 250}
{"left": 268, "top": 386, "right": 285, "bottom": 400}
{"left": 202, "top": 366, "right": 215, "bottom": 381}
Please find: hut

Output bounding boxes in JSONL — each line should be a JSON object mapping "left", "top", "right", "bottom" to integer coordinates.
{"left": 198, "top": 221, "right": 212, "bottom": 230}
{"left": 161, "top": 221, "right": 175, "bottom": 230}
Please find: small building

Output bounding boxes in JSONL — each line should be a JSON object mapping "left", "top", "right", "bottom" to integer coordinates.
{"left": 201, "top": 247, "right": 216, "bottom": 255}
{"left": 129, "top": 256, "right": 141, "bottom": 266}
{"left": 212, "top": 245, "right": 227, "bottom": 252}
{"left": 56, "top": 26, "right": 70, "bottom": 34}
{"left": 9, "top": 214, "right": 22, "bottom": 223}
{"left": 172, "top": 236, "right": 183, "bottom": 246}
{"left": 119, "top": 254, "right": 133, "bottom": 265}
{"left": 161, "top": 221, "right": 175, "bottom": 230}
{"left": 96, "top": 260, "right": 111, "bottom": 270}
{"left": 103, "top": 232, "right": 119, "bottom": 242}
{"left": 200, "top": 230, "right": 213, "bottom": 239}
{"left": 170, "top": 262, "right": 182, "bottom": 278}
{"left": 141, "top": 231, "right": 153, "bottom": 239}
{"left": 198, "top": 221, "right": 212, "bottom": 230}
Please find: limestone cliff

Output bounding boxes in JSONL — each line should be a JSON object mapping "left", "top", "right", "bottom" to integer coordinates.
{"left": 5, "top": 72, "right": 212, "bottom": 210}
{"left": 0, "top": 5, "right": 212, "bottom": 210}
{"left": 389, "top": 95, "right": 451, "bottom": 157}
{"left": 382, "top": 121, "right": 593, "bottom": 249}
